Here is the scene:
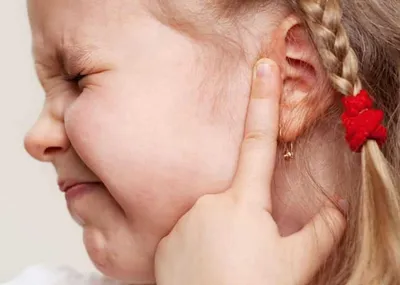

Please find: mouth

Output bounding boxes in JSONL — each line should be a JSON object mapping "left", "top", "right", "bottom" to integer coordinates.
{"left": 58, "top": 180, "right": 103, "bottom": 201}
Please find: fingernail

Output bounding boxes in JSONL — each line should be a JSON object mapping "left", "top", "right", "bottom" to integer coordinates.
{"left": 255, "top": 60, "right": 272, "bottom": 79}
{"left": 338, "top": 199, "right": 349, "bottom": 214}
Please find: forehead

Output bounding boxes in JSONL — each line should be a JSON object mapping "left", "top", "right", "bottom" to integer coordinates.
{"left": 28, "top": 0, "right": 135, "bottom": 25}
{"left": 27, "top": 0, "right": 211, "bottom": 35}
{"left": 28, "top": 0, "right": 135, "bottom": 47}
{"left": 27, "top": 0, "right": 213, "bottom": 59}
{"left": 27, "top": 0, "right": 160, "bottom": 71}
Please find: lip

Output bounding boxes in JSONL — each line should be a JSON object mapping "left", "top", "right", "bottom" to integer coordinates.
{"left": 58, "top": 181, "right": 102, "bottom": 201}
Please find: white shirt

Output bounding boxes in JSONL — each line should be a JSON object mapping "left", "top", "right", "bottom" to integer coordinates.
{"left": 2, "top": 265, "right": 122, "bottom": 285}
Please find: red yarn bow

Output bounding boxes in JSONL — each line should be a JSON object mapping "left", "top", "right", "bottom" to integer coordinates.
{"left": 341, "top": 90, "right": 387, "bottom": 152}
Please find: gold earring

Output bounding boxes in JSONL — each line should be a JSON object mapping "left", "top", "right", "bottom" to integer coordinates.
{"left": 279, "top": 126, "right": 295, "bottom": 160}
{"left": 283, "top": 142, "right": 294, "bottom": 160}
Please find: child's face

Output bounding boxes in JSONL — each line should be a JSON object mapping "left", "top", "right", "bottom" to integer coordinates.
{"left": 26, "top": 0, "right": 251, "bottom": 282}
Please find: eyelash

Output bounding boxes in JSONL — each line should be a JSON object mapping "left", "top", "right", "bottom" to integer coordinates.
{"left": 68, "top": 73, "right": 86, "bottom": 83}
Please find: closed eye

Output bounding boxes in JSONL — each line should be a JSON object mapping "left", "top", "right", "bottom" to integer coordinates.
{"left": 66, "top": 73, "right": 86, "bottom": 84}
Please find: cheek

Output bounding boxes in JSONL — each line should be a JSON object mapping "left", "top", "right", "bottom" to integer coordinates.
{"left": 65, "top": 85, "right": 239, "bottom": 230}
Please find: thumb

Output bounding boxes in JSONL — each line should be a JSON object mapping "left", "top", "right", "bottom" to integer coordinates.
{"left": 285, "top": 206, "right": 346, "bottom": 284}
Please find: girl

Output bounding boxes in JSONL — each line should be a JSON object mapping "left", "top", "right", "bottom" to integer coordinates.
{"left": 15, "top": 0, "right": 400, "bottom": 284}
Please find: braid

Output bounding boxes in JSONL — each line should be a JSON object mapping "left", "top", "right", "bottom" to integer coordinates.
{"left": 297, "top": 0, "right": 361, "bottom": 96}
{"left": 294, "top": 0, "right": 400, "bottom": 284}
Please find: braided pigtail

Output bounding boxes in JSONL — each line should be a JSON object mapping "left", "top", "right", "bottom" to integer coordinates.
{"left": 291, "top": 0, "right": 400, "bottom": 284}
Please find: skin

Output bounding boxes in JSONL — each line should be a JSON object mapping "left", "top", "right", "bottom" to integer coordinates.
{"left": 25, "top": 0, "right": 347, "bottom": 283}
{"left": 155, "top": 59, "right": 345, "bottom": 285}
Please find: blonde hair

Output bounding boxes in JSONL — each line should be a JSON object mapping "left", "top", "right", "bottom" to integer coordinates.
{"left": 291, "top": 1, "right": 400, "bottom": 284}
{"left": 215, "top": 0, "right": 400, "bottom": 283}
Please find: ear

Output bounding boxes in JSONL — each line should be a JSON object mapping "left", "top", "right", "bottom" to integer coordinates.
{"left": 266, "top": 15, "right": 335, "bottom": 142}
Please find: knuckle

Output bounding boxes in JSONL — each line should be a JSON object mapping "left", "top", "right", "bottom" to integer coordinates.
{"left": 156, "top": 236, "right": 168, "bottom": 250}
{"left": 193, "top": 194, "right": 234, "bottom": 215}
{"left": 244, "top": 130, "right": 269, "bottom": 142}
{"left": 194, "top": 194, "right": 217, "bottom": 208}
{"left": 243, "top": 131, "right": 276, "bottom": 149}
{"left": 155, "top": 236, "right": 171, "bottom": 259}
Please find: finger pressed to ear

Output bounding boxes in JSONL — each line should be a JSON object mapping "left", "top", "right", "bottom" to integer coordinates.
{"left": 232, "top": 59, "right": 282, "bottom": 211}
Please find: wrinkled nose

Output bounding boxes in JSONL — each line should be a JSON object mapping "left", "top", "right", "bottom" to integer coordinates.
{"left": 24, "top": 113, "right": 70, "bottom": 162}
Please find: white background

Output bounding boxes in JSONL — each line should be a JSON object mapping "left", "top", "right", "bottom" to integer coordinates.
{"left": 0, "top": 0, "right": 95, "bottom": 281}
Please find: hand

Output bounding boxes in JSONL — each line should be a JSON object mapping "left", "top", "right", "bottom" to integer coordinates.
{"left": 154, "top": 59, "right": 346, "bottom": 285}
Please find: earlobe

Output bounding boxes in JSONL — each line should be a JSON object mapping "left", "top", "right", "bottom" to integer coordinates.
{"left": 266, "top": 15, "right": 334, "bottom": 142}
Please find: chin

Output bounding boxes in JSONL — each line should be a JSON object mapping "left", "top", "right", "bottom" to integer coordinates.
{"left": 83, "top": 226, "right": 157, "bottom": 284}
{"left": 99, "top": 265, "right": 156, "bottom": 285}
{"left": 88, "top": 247, "right": 157, "bottom": 284}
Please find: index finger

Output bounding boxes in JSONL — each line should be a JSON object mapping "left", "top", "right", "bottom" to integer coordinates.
{"left": 231, "top": 59, "right": 282, "bottom": 211}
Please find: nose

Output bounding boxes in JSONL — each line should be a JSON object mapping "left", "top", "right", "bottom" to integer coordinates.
{"left": 24, "top": 111, "right": 70, "bottom": 162}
